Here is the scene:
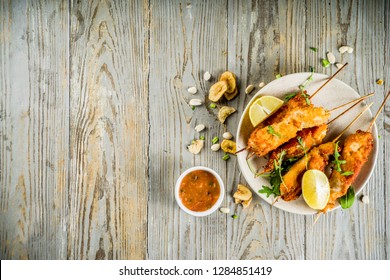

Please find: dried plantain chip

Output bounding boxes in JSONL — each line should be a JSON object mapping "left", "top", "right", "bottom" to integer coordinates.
{"left": 224, "top": 87, "right": 238, "bottom": 101}
{"left": 241, "top": 197, "right": 252, "bottom": 208}
{"left": 208, "top": 80, "right": 228, "bottom": 102}
{"left": 233, "top": 184, "right": 252, "bottom": 201}
{"left": 220, "top": 71, "right": 236, "bottom": 93}
{"left": 187, "top": 140, "right": 204, "bottom": 154}
{"left": 221, "top": 139, "right": 236, "bottom": 154}
{"left": 218, "top": 106, "right": 236, "bottom": 123}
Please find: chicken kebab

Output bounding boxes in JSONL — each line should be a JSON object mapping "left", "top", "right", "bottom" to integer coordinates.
{"left": 320, "top": 91, "right": 390, "bottom": 213}
{"left": 242, "top": 64, "right": 350, "bottom": 159}
{"left": 262, "top": 93, "right": 373, "bottom": 174}
{"left": 279, "top": 103, "right": 372, "bottom": 202}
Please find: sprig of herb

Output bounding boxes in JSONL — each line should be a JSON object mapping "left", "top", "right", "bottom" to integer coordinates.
{"left": 267, "top": 125, "right": 280, "bottom": 137}
{"left": 321, "top": 58, "right": 330, "bottom": 68}
{"left": 332, "top": 141, "right": 346, "bottom": 172}
{"left": 299, "top": 73, "right": 314, "bottom": 91}
{"left": 259, "top": 150, "right": 286, "bottom": 198}
{"left": 301, "top": 91, "right": 311, "bottom": 105}
{"left": 284, "top": 92, "right": 298, "bottom": 101}
{"left": 339, "top": 186, "right": 355, "bottom": 209}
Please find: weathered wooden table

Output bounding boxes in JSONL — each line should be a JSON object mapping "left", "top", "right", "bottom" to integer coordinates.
{"left": 1, "top": 0, "right": 389, "bottom": 260}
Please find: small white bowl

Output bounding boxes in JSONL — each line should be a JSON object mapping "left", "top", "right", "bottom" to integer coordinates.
{"left": 175, "top": 166, "right": 224, "bottom": 217}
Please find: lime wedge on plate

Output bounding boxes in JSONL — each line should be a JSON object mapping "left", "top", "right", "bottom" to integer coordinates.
{"left": 302, "top": 170, "right": 330, "bottom": 210}
{"left": 249, "top": 96, "right": 283, "bottom": 127}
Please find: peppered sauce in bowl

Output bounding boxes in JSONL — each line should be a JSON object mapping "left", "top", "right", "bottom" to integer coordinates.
{"left": 175, "top": 166, "right": 224, "bottom": 216}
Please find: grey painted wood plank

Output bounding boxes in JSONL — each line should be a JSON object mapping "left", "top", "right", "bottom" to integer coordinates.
{"left": 226, "top": 0, "right": 306, "bottom": 260}
{"left": 147, "top": 0, "right": 228, "bottom": 260}
{"left": 304, "top": 0, "right": 387, "bottom": 260}
{"left": 68, "top": 0, "right": 149, "bottom": 259}
{"left": 0, "top": 0, "right": 69, "bottom": 259}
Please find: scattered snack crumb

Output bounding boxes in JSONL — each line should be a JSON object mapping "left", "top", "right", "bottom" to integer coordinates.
{"left": 203, "top": 71, "right": 211, "bottom": 81}
{"left": 376, "top": 79, "right": 384, "bottom": 85}
{"left": 222, "top": 132, "right": 233, "bottom": 140}
{"left": 189, "top": 99, "right": 202, "bottom": 106}
{"left": 326, "top": 52, "right": 336, "bottom": 64}
{"left": 188, "top": 87, "right": 197, "bottom": 94}
{"left": 194, "top": 124, "right": 205, "bottom": 132}
{"left": 187, "top": 140, "right": 204, "bottom": 154}
{"left": 219, "top": 207, "right": 230, "bottom": 214}
{"left": 211, "top": 143, "right": 220, "bottom": 152}
{"left": 245, "top": 84, "right": 255, "bottom": 94}
{"left": 361, "top": 195, "right": 369, "bottom": 204}
{"left": 218, "top": 106, "right": 236, "bottom": 123}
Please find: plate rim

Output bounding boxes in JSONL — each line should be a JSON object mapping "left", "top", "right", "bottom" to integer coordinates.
{"left": 236, "top": 72, "right": 378, "bottom": 215}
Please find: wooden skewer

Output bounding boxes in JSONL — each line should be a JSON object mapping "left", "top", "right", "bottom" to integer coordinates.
{"left": 367, "top": 91, "right": 390, "bottom": 131}
{"left": 246, "top": 151, "right": 255, "bottom": 160}
{"left": 309, "top": 63, "right": 348, "bottom": 100}
{"left": 328, "top": 93, "right": 374, "bottom": 113}
{"left": 313, "top": 212, "right": 322, "bottom": 225}
{"left": 327, "top": 96, "right": 370, "bottom": 125}
{"left": 235, "top": 147, "right": 247, "bottom": 154}
{"left": 332, "top": 103, "right": 373, "bottom": 143}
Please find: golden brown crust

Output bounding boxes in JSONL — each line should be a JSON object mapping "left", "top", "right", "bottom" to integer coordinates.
{"left": 263, "top": 124, "right": 328, "bottom": 173}
{"left": 280, "top": 142, "right": 336, "bottom": 201}
{"left": 247, "top": 106, "right": 330, "bottom": 158}
{"left": 322, "top": 130, "right": 374, "bottom": 212}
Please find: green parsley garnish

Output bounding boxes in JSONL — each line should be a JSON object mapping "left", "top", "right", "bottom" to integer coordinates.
{"left": 341, "top": 171, "right": 354, "bottom": 176}
{"left": 232, "top": 214, "right": 238, "bottom": 219}
{"left": 267, "top": 125, "right": 280, "bottom": 137}
{"left": 339, "top": 186, "right": 355, "bottom": 209}
{"left": 299, "top": 73, "right": 314, "bottom": 91}
{"left": 258, "top": 150, "right": 286, "bottom": 198}
{"left": 210, "top": 103, "right": 217, "bottom": 109}
{"left": 321, "top": 58, "right": 330, "bottom": 68}
{"left": 285, "top": 92, "right": 298, "bottom": 101}
{"left": 310, "top": 47, "right": 318, "bottom": 52}
{"left": 301, "top": 91, "right": 311, "bottom": 105}
{"left": 222, "top": 154, "right": 230, "bottom": 161}
{"left": 191, "top": 105, "right": 196, "bottom": 110}
{"left": 332, "top": 141, "right": 346, "bottom": 172}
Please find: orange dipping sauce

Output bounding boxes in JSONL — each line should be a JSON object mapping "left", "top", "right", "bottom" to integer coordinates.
{"left": 179, "top": 170, "right": 221, "bottom": 212}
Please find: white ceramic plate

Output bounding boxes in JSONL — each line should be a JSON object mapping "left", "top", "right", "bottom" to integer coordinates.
{"left": 236, "top": 73, "right": 378, "bottom": 215}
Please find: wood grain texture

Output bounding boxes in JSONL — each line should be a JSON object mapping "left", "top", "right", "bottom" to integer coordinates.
{"left": 68, "top": 0, "right": 149, "bottom": 259}
{"left": 147, "top": 0, "right": 230, "bottom": 260}
{"left": 226, "top": 0, "right": 306, "bottom": 260}
{"left": 0, "top": 0, "right": 69, "bottom": 259}
{"left": 304, "top": 0, "right": 388, "bottom": 260}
